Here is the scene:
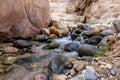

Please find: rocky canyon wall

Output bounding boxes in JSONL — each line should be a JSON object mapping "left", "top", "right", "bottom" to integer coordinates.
{"left": 72, "top": 0, "right": 120, "bottom": 24}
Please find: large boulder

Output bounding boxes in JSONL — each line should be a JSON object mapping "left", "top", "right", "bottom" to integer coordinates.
{"left": 0, "top": 0, "right": 51, "bottom": 39}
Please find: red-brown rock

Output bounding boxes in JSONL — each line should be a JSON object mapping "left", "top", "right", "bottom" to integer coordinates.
{"left": 0, "top": 0, "right": 51, "bottom": 39}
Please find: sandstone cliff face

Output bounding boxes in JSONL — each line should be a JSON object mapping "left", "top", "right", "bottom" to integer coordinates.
{"left": 72, "top": 0, "right": 120, "bottom": 24}
{"left": 0, "top": 0, "right": 51, "bottom": 39}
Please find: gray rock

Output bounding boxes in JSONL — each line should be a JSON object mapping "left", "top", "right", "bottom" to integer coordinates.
{"left": 113, "top": 19, "right": 120, "bottom": 32}
{"left": 83, "top": 24, "right": 91, "bottom": 31}
{"left": 35, "top": 35, "right": 48, "bottom": 42}
{"left": 100, "top": 29, "right": 114, "bottom": 37}
{"left": 13, "top": 40, "right": 30, "bottom": 48}
{"left": 50, "top": 55, "right": 67, "bottom": 74}
{"left": 85, "top": 36, "right": 102, "bottom": 45}
{"left": 64, "top": 42, "right": 80, "bottom": 52}
{"left": 110, "top": 69, "right": 116, "bottom": 76}
{"left": 84, "top": 70, "right": 97, "bottom": 80}
{"left": 76, "top": 44, "right": 99, "bottom": 57}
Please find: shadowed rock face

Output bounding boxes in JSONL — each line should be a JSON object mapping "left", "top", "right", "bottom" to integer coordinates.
{"left": 0, "top": 0, "right": 51, "bottom": 39}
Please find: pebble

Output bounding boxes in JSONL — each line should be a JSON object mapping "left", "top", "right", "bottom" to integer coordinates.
{"left": 106, "top": 64, "right": 112, "bottom": 69}
{"left": 110, "top": 69, "right": 116, "bottom": 76}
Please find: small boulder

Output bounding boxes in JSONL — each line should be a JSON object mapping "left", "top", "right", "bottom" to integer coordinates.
{"left": 73, "top": 61, "right": 86, "bottom": 72}
{"left": 100, "top": 29, "right": 114, "bottom": 37}
{"left": 84, "top": 70, "right": 97, "bottom": 80}
{"left": 49, "top": 34, "right": 57, "bottom": 39}
{"left": 49, "top": 26, "right": 61, "bottom": 37}
{"left": 85, "top": 36, "right": 102, "bottom": 45}
{"left": 3, "top": 47, "right": 18, "bottom": 53}
{"left": 43, "top": 43, "right": 60, "bottom": 49}
{"left": 50, "top": 55, "right": 67, "bottom": 73}
{"left": 64, "top": 42, "right": 80, "bottom": 52}
{"left": 76, "top": 44, "right": 99, "bottom": 57}
{"left": 13, "top": 40, "right": 30, "bottom": 48}
{"left": 41, "top": 28, "right": 50, "bottom": 35}
{"left": 35, "top": 35, "right": 48, "bottom": 42}
{"left": 2, "top": 56, "right": 17, "bottom": 65}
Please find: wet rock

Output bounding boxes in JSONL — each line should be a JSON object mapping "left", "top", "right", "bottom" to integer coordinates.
{"left": 113, "top": 19, "right": 120, "bottom": 32}
{"left": 100, "top": 29, "right": 114, "bottom": 37}
{"left": 35, "top": 35, "right": 48, "bottom": 42}
{"left": 84, "top": 70, "right": 97, "bottom": 80}
{"left": 2, "top": 56, "right": 17, "bottom": 65}
{"left": 43, "top": 43, "right": 60, "bottom": 49}
{"left": 0, "top": 66, "right": 14, "bottom": 73}
{"left": 53, "top": 74, "right": 67, "bottom": 80}
{"left": 75, "top": 36, "right": 85, "bottom": 43}
{"left": 3, "top": 47, "right": 18, "bottom": 53}
{"left": 41, "top": 28, "right": 50, "bottom": 35}
{"left": 81, "top": 56, "right": 92, "bottom": 61}
{"left": 13, "top": 40, "right": 30, "bottom": 48}
{"left": 76, "top": 44, "right": 99, "bottom": 57}
{"left": 85, "top": 36, "right": 102, "bottom": 45}
{"left": 64, "top": 42, "right": 80, "bottom": 52}
{"left": 34, "top": 74, "right": 47, "bottom": 80}
{"left": 49, "top": 26, "right": 61, "bottom": 36}
{"left": 49, "top": 34, "right": 57, "bottom": 39}
{"left": 73, "top": 61, "right": 86, "bottom": 72}
{"left": 110, "top": 69, "right": 116, "bottom": 76}
{"left": 50, "top": 55, "right": 67, "bottom": 74}
{"left": 71, "top": 28, "right": 82, "bottom": 40}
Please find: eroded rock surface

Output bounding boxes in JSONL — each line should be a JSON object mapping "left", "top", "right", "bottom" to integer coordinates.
{"left": 0, "top": 0, "right": 51, "bottom": 39}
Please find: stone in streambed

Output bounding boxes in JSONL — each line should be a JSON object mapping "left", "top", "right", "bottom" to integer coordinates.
{"left": 76, "top": 44, "right": 99, "bottom": 57}
{"left": 13, "top": 40, "right": 30, "bottom": 48}
{"left": 64, "top": 42, "right": 80, "bottom": 52}
{"left": 43, "top": 43, "right": 60, "bottom": 49}
{"left": 50, "top": 55, "right": 67, "bottom": 74}
{"left": 2, "top": 56, "right": 17, "bottom": 65}
{"left": 35, "top": 35, "right": 48, "bottom": 42}
{"left": 85, "top": 36, "right": 102, "bottom": 45}
{"left": 3, "top": 47, "right": 18, "bottom": 53}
